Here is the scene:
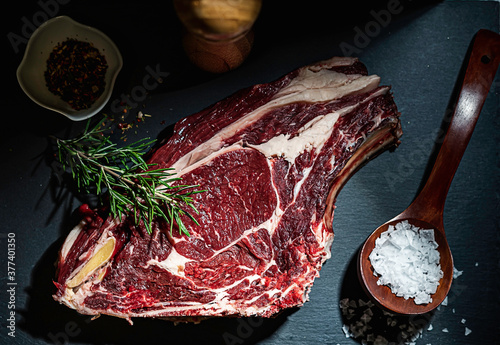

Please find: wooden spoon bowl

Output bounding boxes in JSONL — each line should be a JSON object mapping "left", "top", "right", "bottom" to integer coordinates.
{"left": 359, "top": 217, "right": 453, "bottom": 315}
{"left": 358, "top": 29, "right": 500, "bottom": 315}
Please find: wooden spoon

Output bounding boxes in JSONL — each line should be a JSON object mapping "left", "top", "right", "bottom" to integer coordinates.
{"left": 358, "top": 29, "right": 500, "bottom": 315}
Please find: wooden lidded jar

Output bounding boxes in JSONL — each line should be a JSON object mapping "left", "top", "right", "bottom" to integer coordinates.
{"left": 174, "top": 0, "right": 262, "bottom": 73}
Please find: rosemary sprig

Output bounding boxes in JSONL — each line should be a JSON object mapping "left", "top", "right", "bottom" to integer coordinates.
{"left": 52, "top": 119, "right": 203, "bottom": 236}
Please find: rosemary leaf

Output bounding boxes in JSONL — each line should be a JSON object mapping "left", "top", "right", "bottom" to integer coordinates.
{"left": 53, "top": 119, "right": 202, "bottom": 236}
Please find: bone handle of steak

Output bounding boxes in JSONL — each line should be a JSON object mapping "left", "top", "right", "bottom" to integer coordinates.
{"left": 323, "top": 119, "right": 402, "bottom": 229}
{"left": 397, "top": 29, "right": 500, "bottom": 227}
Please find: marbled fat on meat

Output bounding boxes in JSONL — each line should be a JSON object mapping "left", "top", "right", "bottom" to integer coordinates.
{"left": 53, "top": 57, "right": 402, "bottom": 323}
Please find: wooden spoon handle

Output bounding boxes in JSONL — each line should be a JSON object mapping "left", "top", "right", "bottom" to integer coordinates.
{"left": 402, "top": 29, "right": 500, "bottom": 227}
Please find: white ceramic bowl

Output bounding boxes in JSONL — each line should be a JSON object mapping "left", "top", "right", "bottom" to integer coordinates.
{"left": 16, "top": 16, "right": 123, "bottom": 121}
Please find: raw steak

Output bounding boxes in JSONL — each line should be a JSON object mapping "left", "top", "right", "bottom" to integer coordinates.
{"left": 53, "top": 57, "right": 402, "bottom": 323}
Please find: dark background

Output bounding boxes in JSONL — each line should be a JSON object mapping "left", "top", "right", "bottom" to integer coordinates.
{"left": 1, "top": 0, "right": 499, "bottom": 344}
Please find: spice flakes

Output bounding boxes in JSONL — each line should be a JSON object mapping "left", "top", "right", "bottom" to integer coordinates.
{"left": 45, "top": 38, "right": 108, "bottom": 110}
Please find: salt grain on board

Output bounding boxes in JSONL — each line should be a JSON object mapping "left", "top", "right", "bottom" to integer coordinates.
{"left": 338, "top": 266, "right": 469, "bottom": 344}
{"left": 453, "top": 267, "right": 463, "bottom": 278}
{"left": 441, "top": 296, "right": 448, "bottom": 306}
{"left": 368, "top": 221, "right": 444, "bottom": 304}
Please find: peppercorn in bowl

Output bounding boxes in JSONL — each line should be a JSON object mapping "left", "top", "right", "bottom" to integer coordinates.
{"left": 17, "top": 16, "right": 123, "bottom": 121}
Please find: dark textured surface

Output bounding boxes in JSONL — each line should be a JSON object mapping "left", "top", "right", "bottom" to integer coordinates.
{"left": 1, "top": 1, "right": 498, "bottom": 344}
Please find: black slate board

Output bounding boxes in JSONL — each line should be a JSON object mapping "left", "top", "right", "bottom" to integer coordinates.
{"left": 1, "top": 1, "right": 499, "bottom": 344}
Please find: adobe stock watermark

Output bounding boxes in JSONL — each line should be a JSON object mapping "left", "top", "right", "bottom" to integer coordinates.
{"left": 5, "top": 232, "right": 17, "bottom": 338}
{"left": 383, "top": 105, "right": 459, "bottom": 193}
{"left": 383, "top": 132, "right": 438, "bottom": 193}
{"left": 339, "top": 0, "right": 404, "bottom": 57}
{"left": 222, "top": 317, "right": 264, "bottom": 345}
{"left": 47, "top": 316, "right": 94, "bottom": 345}
{"left": 7, "top": 0, "right": 70, "bottom": 54}
{"left": 383, "top": 108, "right": 453, "bottom": 193}
{"left": 110, "top": 64, "right": 170, "bottom": 115}
{"left": 401, "top": 279, "right": 468, "bottom": 344}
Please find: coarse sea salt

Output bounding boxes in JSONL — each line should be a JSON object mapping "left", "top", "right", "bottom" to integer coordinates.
{"left": 368, "top": 220, "right": 443, "bottom": 304}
